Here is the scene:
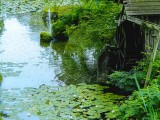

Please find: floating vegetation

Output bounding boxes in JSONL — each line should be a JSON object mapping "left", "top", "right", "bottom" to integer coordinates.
{"left": 0, "top": 62, "right": 27, "bottom": 77}
{"left": 0, "top": 84, "right": 125, "bottom": 119}
{"left": 0, "top": 0, "right": 50, "bottom": 15}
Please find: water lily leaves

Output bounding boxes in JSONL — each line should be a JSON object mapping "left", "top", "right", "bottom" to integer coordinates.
{"left": 1, "top": 0, "right": 45, "bottom": 14}
{"left": 0, "top": 84, "right": 125, "bottom": 119}
{"left": 0, "top": 62, "right": 27, "bottom": 77}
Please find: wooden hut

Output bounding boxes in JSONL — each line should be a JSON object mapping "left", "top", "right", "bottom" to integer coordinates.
{"left": 97, "top": 0, "right": 160, "bottom": 82}
{"left": 123, "top": 0, "right": 160, "bottom": 49}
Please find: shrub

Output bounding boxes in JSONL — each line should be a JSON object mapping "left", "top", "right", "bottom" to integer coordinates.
{"left": 40, "top": 31, "right": 52, "bottom": 43}
{"left": 51, "top": 6, "right": 81, "bottom": 40}
{"left": 108, "top": 70, "right": 145, "bottom": 92}
{"left": 117, "top": 83, "right": 160, "bottom": 119}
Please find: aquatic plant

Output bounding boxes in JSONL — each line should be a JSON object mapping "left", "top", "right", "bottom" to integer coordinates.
{"left": 0, "top": 0, "right": 50, "bottom": 14}
{"left": 0, "top": 84, "right": 125, "bottom": 119}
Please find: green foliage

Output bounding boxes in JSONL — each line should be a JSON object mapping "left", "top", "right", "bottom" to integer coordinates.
{"left": 52, "top": 19, "right": 69, "bottom": 40}
{"left": 67, "top": 1, "right": 122, "bottom": 42}
{"left": 108, "top": 70, "right": 145, "bottom": 92}
{"left": 117, "top": 83, "right": 160, "bottom": 119}
{"left": 108, "top": 55, "right": 160, "bottom": 92}
{"left": 40, "top": 31, "right": 52, "bottom": 43}
{"left": 49, "top": 1, "right": 122, "bottom": 83}
{"left": 136, "top": 56, "right": 160, "bottom": 81}
{"left": 49, "top": 0, "right": 122, "bottom": 41}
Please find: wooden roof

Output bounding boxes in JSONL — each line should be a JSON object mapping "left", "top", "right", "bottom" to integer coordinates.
{"left": 124, "top": 0, "right": 160, "bottom": 16}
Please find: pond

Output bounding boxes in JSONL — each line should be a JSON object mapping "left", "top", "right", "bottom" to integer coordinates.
{"left": 0, "top": 12, "right": 107, "bottom": 120}
{"left": 0, "top": 7, "right": 123, "bottom": 120}
{"left": 0, "top": 13, "right": 64, "bottom": 89}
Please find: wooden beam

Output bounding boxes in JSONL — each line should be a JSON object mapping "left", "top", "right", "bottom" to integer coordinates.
{"left": 125, "top": 2, "right": 160, "bottom": 7}
{"left": 125, "top": 6, "right": 160, "bottom": 11}
{"left": 128, "top": 0, "right": 160, "bottom": 2}
{"left": 124, "top": 0, "right": 160, "bottom": 15}
{"left": 145, "top": 31, "right": 160, "bottom": 87}
{"left": 125, "top": 16, "right": 160, "bottom": 30}
{"left": 126, "top": 10, "right": 160, "bottom": 15}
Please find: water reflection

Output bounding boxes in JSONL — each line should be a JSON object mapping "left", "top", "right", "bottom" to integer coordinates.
{"left": 51, "top": 41, "right": 97, "bottom": 85}
{"left": 0, "top": 13, "right": 64, "bottom": 89}
{"left": 0, "top": 12, "right": 98, "bottom": 90}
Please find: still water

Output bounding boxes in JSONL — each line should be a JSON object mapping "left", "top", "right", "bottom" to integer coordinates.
{"left": 0, "top": 13, "right": 64, "bottom": 89}
{"left": 0, "top": 12, "right": 98, "bottom": 120}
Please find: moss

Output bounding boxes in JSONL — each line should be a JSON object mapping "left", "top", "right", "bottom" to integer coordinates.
{"left": 0, "top": 74, "right": 2, "bottom": 82}
{"left": 40, "top": 31, "right": 52, "bottom": 43}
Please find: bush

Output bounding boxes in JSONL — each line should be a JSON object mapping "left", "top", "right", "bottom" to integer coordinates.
{"left": 117, "top": 83, "right": 160, "bottom": 119}
{"left": 52, "top": 20, "right": 69, "bottom": 40}
{"left": 51, "top": 6, "right": 81, "bottom": 40}
{"left": 108, "top": 70, "right": 145, "bottom": 92}
{"left": 40, "top": 31, "right": 52, "bottom": 43}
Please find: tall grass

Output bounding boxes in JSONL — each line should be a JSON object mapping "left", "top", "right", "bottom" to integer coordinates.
{"left": 134, "top": 71, "right": 158, "bottom": 120}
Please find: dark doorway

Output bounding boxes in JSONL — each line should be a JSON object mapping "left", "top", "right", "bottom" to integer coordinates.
{"left": 97, "top": 21, "right": 145, "bottom": 82}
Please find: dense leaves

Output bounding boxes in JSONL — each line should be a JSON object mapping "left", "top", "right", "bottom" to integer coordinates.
{"left": 117, "top": 83, "right": 160, "bottom": 119}
{"left": 108, "top": 70, "right": 145, "bottom": 92}
{"left": 48, "top": 0, "right": 122, "bottom": 84}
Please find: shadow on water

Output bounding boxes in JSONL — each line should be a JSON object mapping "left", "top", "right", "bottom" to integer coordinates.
{"left": 51, "top": 41, "right": 98, "bottom": 85}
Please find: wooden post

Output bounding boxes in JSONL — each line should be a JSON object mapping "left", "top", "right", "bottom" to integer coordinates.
{"left": 144, "top": 30, "right": 160, "bottom": 87}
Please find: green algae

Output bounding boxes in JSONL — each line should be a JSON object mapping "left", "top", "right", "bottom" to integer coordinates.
{"left": 0, "top": 84, "right": 125, "bottom": 119}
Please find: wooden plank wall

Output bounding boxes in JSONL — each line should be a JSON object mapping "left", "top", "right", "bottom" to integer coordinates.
{"left": 124, "top": 0, "right": 160, "bottom": 16}
{"left": 141, "top": 16, "right": 160, "bottom": 50}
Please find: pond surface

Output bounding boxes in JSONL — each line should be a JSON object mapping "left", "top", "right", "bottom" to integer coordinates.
{"left": 0, "top": 13, "right": 64, "bottom": 89}
{"left": 0, "top": 10, "right": 122, "bottom": 120}
{"left": 0, "top": 11, "right": 123, "bottom": 120}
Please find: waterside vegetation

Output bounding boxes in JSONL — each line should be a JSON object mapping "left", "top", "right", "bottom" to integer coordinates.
{"left": 41, "top": 0, "right": 160, "bottom": 119}
{"left": 1, "top": 0, "right": 160, "bottom": 119}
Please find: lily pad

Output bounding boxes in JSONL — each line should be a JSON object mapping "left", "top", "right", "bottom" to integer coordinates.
{"left": 0, "top": 84, "right": 125, "bottom": 119}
